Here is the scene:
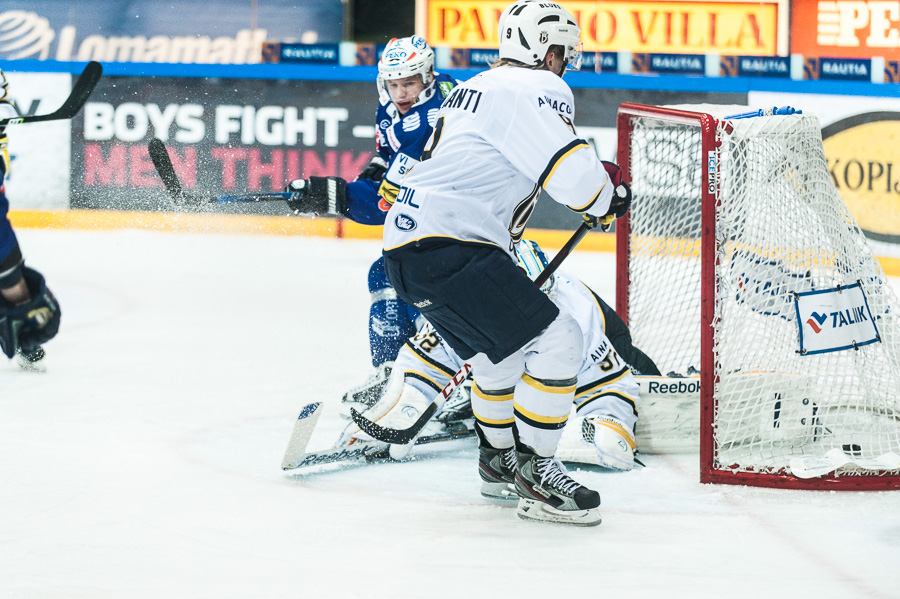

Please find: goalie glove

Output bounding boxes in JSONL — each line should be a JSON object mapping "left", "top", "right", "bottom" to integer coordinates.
{"left": 284, "top": 176, "right": 348, "bottom": 216}
{"left": 355, "top": 156, "right": 387, "bottom": 182}
{"left": 0, "top": 267, "right": 61, "bottom": 359}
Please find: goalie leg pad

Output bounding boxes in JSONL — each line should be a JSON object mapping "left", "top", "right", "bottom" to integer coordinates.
{"left": 584, "top": 416, "right": 636, "bottom": 471}
{"left": 345, "top": 373, "right": 433, "bottom": 460}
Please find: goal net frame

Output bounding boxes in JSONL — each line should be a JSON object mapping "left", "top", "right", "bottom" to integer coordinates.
{"left": 615, "top": 102, "right": 900, "bottom": 490}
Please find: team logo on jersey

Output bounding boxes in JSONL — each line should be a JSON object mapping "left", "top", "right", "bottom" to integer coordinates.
{"left": 438, "top": 81, "right": 454, "bottom": 99}
{"left": 402, "top": 112, "right": 421, "bottom": 132}
{"left": 394, "top": 213, "right": 417, "bottom": 231}
{"left": 380, "top": 119, "right": 391, "bottom": 130}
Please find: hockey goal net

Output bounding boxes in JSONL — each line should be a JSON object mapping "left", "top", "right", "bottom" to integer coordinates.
{"left": 616, "top": 102, "right": 900, "bottom": 489}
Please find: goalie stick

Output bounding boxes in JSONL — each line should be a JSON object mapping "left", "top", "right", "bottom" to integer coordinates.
{"left": 148, "top": 138, "right": 299, "bottom": 205}
{"left": 0, "top": 61, "right": 102, "bottom": 127}
{"left": 281, "top": 401, "right": 476, "bottom": 470}
{"left": 351, "top": 220, "right": 596, "bottom": 445}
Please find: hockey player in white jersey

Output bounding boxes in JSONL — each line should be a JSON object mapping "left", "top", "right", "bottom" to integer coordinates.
{"left": 343, "top": 241, "right": 647, "bottom": 486}
{"left": 380, "top": 1, "right": 632, "bottom": 526}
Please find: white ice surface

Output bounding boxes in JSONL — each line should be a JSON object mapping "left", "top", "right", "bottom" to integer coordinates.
{"left": 2, "top": 228, "right": 899, "bottom": 599}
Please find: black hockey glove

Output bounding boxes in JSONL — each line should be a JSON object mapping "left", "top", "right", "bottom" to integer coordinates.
{"left": 284, "top": 176, "right": 348, "bottom": 216}
{"left": 355, "top": 156, "right": 387, "bottom": 182}
{"left": 0, "top": 266, "right": 61, "bottom": 359}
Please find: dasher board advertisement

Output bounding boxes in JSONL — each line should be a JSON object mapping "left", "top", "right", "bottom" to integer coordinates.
{"left": 418, "top": 0, "right": 789, "bottom": 56}
{"left": 792, "top": 0, "right": 900, "bottom": 61}
{"left": 0, "top": 1, "right": 342, "bottom": 63}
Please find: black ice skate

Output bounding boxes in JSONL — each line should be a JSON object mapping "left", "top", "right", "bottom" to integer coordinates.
{"left": 514, "top": 447, "right": 602, "bottom": 526}
{"left": 16, "top": 345, "right": 46, "bottom": 372}
{"left": 476, "top": 427, "right": 518, "bottom": 500}
{"left": 435, "top": 380, "right": 473, "bottom": 424}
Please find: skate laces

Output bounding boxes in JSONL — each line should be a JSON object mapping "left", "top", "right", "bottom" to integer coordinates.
{"left": 535, "top": 457, "right": 581, "bottom": 494}
{"left": 500, "top": 447, "right": 517, "bottom": 475}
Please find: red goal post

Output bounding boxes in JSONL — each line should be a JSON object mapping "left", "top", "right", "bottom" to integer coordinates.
{"left": 615, "top": 102, "right": 900, "bottom": 489}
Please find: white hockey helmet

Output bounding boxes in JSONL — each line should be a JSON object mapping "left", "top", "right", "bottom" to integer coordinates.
{"left": 498, "top": 1, "right": 582, "bottom": 70}
{"left": 516, "top": 239, "right": 556, "bottom": 296}
{"left": 0, "top": 69, "right": 7, "bottom": 101}
{"left": 378, "top": 36, "right": 435, "bottom": 87}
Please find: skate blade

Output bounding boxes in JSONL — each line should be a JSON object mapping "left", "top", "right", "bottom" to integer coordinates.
{"left": 480, "top": 481, "right": 519, "bottom": 501}
{"left": 516, "top": 498, "right": 602, "bottom": 527}
{"left": 16, "top": 353, "right": 47, "bottom": 372}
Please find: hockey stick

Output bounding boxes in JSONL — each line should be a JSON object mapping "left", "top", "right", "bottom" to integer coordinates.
{"left": 281, "top": 399, "right": 476, "bottom": 470}
{"left": 0, "top": 61, "right": 102, "bottom": 126}
{"left": 284, "top": 426, "right": 477, "bottom": 470}
{"left": 148, "top": 138, "right": 299, "bottom": 205}
{"left": 351, "top": 220, "right": 596, "bottom": 445}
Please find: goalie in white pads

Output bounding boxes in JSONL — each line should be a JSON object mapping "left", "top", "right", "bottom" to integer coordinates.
{"left": 342, "top": 241, "right": 650, "bottom": 486}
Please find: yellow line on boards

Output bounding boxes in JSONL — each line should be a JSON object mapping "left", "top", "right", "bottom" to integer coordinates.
{"left": 9, "top": 209, "right": 616, "bottom": 253}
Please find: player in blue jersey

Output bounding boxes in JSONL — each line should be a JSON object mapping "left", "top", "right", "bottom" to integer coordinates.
{"left": 0, "top": 69, "right": 62, "bottom": 368}
{"left": 284, "top": 36, "right": 457, "bottom": 408}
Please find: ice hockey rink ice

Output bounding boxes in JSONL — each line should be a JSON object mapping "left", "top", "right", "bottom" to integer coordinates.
{"left": 3, "top": 227, "right": 899, "bottom": 599}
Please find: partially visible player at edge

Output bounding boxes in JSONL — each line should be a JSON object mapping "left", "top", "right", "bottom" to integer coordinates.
{"left": 380, "top": 1, "right": 632, "bottom": 526}
{"left": 283, "top": 36, "right": 457, "bottom": 405}
{"left": 0, "top": 69, "right": 62, "bottom": 368}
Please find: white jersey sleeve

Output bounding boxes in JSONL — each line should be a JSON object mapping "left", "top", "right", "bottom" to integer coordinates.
{"left": 383, "top": 66, "right": 614, "bottom": 258}
{"left": 475, "top": 69, "right": 614, "bottom": 217}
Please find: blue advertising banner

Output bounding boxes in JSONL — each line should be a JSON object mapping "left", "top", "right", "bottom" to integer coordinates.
{"left": 633, "top": 53, "right": 707, "bottom": 76}
{"left": 720, "top": 55, "right": 791, "bottom": 78}
{"left": 279, "top": 43, "right": 340, "bottom": 65}
{"left": 804, "top": 57, "right": 874, "bottom": 82}
{"left": 0, "top": 0, "right": 342, "bottom": 63}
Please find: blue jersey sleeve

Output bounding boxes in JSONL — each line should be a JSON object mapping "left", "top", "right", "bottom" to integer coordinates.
{"left": 344, "top": 179, "right": 389, "bottom": 225}
{"left": 0, "top": 181, "right": 23, "bottom": 285}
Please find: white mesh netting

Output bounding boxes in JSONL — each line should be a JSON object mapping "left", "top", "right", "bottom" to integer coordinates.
{"left": 624, "top": 105, "right": 900, "bottom": 479}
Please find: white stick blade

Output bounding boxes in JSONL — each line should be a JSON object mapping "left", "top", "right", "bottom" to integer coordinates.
{"left": 281, "top": 402, "right": 324, "bottom": 470}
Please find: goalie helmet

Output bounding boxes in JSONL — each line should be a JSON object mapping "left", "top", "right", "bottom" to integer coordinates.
{"left": 378, "top": 36, "right": 435, "bottom": 89}
{"left": 498, "top": 1, "right": 582, "bottom": 70}
{"left": 516, "top": 239, "right": 556, "bottom": 296}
